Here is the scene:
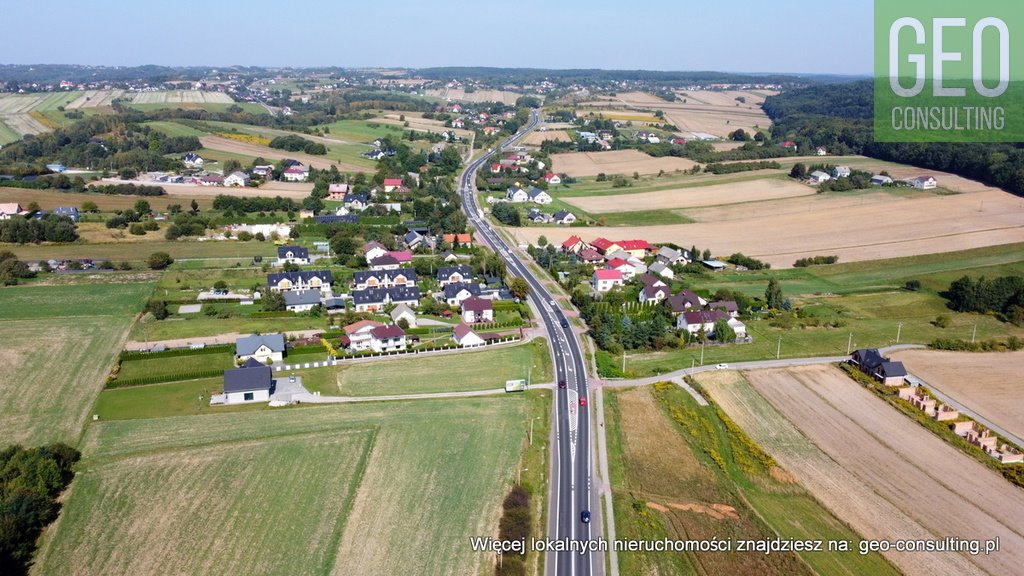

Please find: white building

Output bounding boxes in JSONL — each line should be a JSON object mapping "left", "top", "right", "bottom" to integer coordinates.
{"left": 235, "top": 334, "right": 286, "bottom": 364}
{"left": 221, "top": 359, "right": 274, "bottom": 404}
{"left": 453, "top": 324, "right": 486, "bottom": 347}
{"left": 592, "top": 269, "right": 624, "bottom": 293}
{"left": 224, "top": 171, "right": 251, "bottom": 187}
{"left": 369, "top": 324, "right": 407, "bottom": 353}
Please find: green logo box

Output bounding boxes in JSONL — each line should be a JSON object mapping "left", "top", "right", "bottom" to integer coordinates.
{"left": 875, "top": 0, "right": 1024, "bottom": 142}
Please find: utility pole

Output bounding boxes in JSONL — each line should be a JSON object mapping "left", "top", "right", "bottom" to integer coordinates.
{"left": 776, "top": 336, "right": 782, "bottom": 360}
{"left": 972, "top": 323, "right": 978, "bottom": 344}
{"left": 700, "top": 338, "right": 705, "bottom": 366}
{"left": 896, "top": 322, "right": 903, "bottom": 344}
{"left": 622, "top": 349, "right": 626, "bottom": 373}
{"left": 691, "top": 357, "right": 695, "bottom": 376}
{"left": 529, "top": 418, "right": 534, "bottom": 446}
{"left": 847, "top": 332, "right": 853, "bottom": 355}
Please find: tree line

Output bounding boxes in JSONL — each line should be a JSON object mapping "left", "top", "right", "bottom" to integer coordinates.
{"left": 945, "top": 275, "right": 1024, "bottom": 325}
{"left": 0, "top": 214, "right": 78, "bottom": 244}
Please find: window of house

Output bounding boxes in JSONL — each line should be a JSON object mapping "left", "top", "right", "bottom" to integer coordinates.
{"left": 244, "top": 392, "right": 254, "bottom": 401}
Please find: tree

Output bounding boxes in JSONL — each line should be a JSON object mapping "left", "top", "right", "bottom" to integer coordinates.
{"left": 538, "top": 235, "right": 548, "bottom": 247}
{"left": 789, "top": 163, "right": 807, "bottom": 179}
{"left": 713, "top": 319, "right": 736, "bottom": 342}
{"left": 701, "top": 249, "right": 711, "bottom": 261}
{"left": 213, "top": 280, "right": 228, "bottom": 290}
{"left": 190, "top": 199, "right": 199, "bottom": 214}
{"left": 510, "top": 277, "right": 530, "bottom": 300}
{"left": 81, "top": 200, "right": 98, "bottom": 212}
{"left": 147, "top": 252, "right": 174, "bottom": 270}
{"left": 729, "top": 128, "right": 751, "bottom": 141}
{"left": 145, "top": 299, "right": 169, "bottom": 320}
{"left": 263, "top": 289, "right": 285, "bottom": 312}
{"left": 133, "top": 199, "right": 151, "bottom": 214}
{"left": 765, "top": 278, "right": 784, "bottom": 310}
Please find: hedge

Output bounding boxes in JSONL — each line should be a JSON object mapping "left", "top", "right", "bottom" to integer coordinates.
{"left": 105, "top": 368, "right": 226, "bottom": 389}
{"left": 250, "top": 311, "right": 298, "bottom": 318}
{"left": 119, "top": 344, "right": 233, "bottom": 362}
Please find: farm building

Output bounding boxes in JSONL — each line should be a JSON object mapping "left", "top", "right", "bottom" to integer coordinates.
{"left": 235, "top": 333, "right": 285, "bottom": 364}
{"left": 871, "top": 175, "right": 894, "bottom": 186}
{"left": 220, "top": 359, "right": 274, "bottom": 405}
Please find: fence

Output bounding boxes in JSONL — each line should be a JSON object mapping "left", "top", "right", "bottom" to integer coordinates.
{"left": 273, "top": 336, "right": 521, "bottom": 371}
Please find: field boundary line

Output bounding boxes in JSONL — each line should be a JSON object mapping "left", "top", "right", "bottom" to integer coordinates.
{"left": 321, "top": 426, "right": 378, "bottom": 574}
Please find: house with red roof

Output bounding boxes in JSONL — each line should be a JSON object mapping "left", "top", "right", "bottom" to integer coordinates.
{"left": 461, "top": 296, "right": 494, "bottom": 323}
{"left": 577, "top": 248, "right": 604, "bottom": 267}
{"left": 561, "top": 235, "right": 587, "bottom": 254}
{"left": 443, "top": 233, "right": 473, "bottom": 247}
{"left": 590, "top": 238, "right": 621, "bottom": 255}
{"left": 617, "top": 240, "right": 655, "bottom": 258}
{"left": 383, "top": 178, "right": 404, "bottom": 193}
{"left": 369, "top": 324, "right": 407, "bottom": 352}
{"left": 606, "top": 258, "right": 638, "bottom": 280}
{"left": 453, "top": 323, "right": 486, "bottom": 347}
{"left": 386, "top": 250, "right": 413, "bottom": 264}
{"left": 343, "top": 320, "right": 386, "bottom": 351}
{"left": 544, "top": 172, "right": 562, "bottom": 185}
{"left": 283, "top": 165, "right": 309, "bottom": 182}
{"left": 490, "top": 163, "right": 503, "bottom": 174}
{"left": 592, "top": 269, "right": 624, "bottom": 293}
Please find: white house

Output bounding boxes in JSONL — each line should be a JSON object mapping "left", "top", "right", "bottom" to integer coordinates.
{"left": 267, "top": 270, "right": 333, "bottom": 295}
{"left": 283, "top": 166, "right": 309, "bottom": 182}
{"left": 912, "top": 175, "right": 938, "bottom": 190}
{"left": 276, "top": 245, "right": 310, "bottom": 266}
{"left": 544, "top": 173, "right": 562, "bottom": 185}
{"left": 606, "top": 258, "right": 638, "bottom": 281}
{"left": 677, "top": 310, "right": 730, "bottom": 335}
{"left": 369, "top": 324, "right": 407, "bottom": 353}
{"left": 182, "top": 153, "right": 204, "bottom": 168}
{"left": 390, "top": 303, "right": 418, "bottom": 328}
{"left": 443, "top": 282, "right": 482, "bottom": 307}
{"left": 224, "top": 171, "right": 251, "bottom": 187}
{"left": 649, "top": 261, "right": 675, "bottom": 280}
{"left": 506, "top": 186, "right": 529, "bottom": 203}
{"left": 527, "top": 187, "right": 553, "bottom": 204}
{"left": 553, "top": 210, "right": 576, "bottom": 225}
{"left": 453, "top": 323, "right": 486, "bottom": 347}
{"left": 809, "top": 171, "right": 831, "bottom": 184}
{"left": 461, "top": 296, "right": 494, "bottom": 323}
{"left": 363, "top": 241, "right": 388, "bottom": 263}
{"left": 437, "top": 265, "right": 472, "bottom": 287}
{"left": 222, "top": 359, "right": 273, "bottom": 404}
{"left": 592, "top": 269, "right": 624, "bottom": 293}
{"left": 831, "top": 166, "right": 851, "bottom": 179}
{"left": 871, "top": 175, "right": 894, "bottom": 186}
{"left": 235, "top": 333, "right": 286, "bottom": 364}
{"left": 639, "top": 280, "right": 669, "bottom": 305}
{"left": 253, "top": 165, "right": 275, "bottom": 177}
{"left": 284, "top": 290, "right": 321, "bottom": 312}
{"left": 343, "top": 320, "right": 385, "bottom": 351}
{"left": 0, "top": 203, "right": 24, "bottom": 220}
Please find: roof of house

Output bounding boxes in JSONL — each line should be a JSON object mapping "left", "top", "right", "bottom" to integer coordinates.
{"left": 553, "top": 210, "right": 573, "bottom": 221}
{"left": 387, "top": 250, "right": 412, "bottom": 262}
{"left": 370, "top": 254, "right": 400, "bottom": 268}
{"left": 643, "top": 284, "right": 668, "bottom": 299}
{"left": 879, "top": 361, "right": 908, "bottom": 377}
{"left": 708, "top": 300, "right": 739, "bottom": 313}
{"left": 370, "top": 324, "right": 405, "bottom": 339}
{"left": 810, "top": 170, "right": 829, "bottom": 178}
{"left": 0, "top": 203, "right": 23, "bottom": 214}
{"left": 618, "top": 240, "right": 653, "bottom": 251}
{"left": 267, "top": 270, "right": 333, "bottom": 285}
{"left": 391, "top": 303, "right": 416, "bottom": 320}
{"left": 343, "top": 193, "right": 369, "bottom": 204}
{"left": 383, "top": 178, "right": 403, "bottom": 186}
{"left": 527, "top": 187, "right": 549, "bottom": 199}
{"left": 329, "top": 183, "right": 350, "bottom": 193}
{"left": 852, "top": 349, "right": 888, "bottom": 370}
{"left": 638, "top": 273, "right": 666, "bottom": 287}
{"left": 462, "top": 296, "right": 493, "bottom": 313}
{"left": 438, "top": 265, "right": 471, "bottom": 279}
{"left": 404, "top": 231, "right": 422, "bottom": 244}
{"left": 563, "top": 235, "right": 584, "bottom": 248}
{"left": 277, "top": 245, "right": 309, "bottom": 259}
{"left": 235, "top": 333, "right": 286, "bottom": 356}
{"left": 591, "top": 238, "right": 617, "bottom": 251}
{"left": 284, "top": 166, "right": 309, "bottom": 174}
{"left": 344, "top": 319, "right": 386, "bottom": 335}
{"left": 443, "top": 233, "right": 472, "bottom": 244}
{"left": 315, "top": 215, "right": 359, "bottom": 224}
{"left": 667, "top": 290, "right": 702, "bottom": 313}
{"left": 444, "top": 282, "right": 482, "bottom": 299}
{"left": 657, "top": 246, "right": 681, "bottom": 260}
{"left": 545, "top": 172, "right": 559, "bottom": 179}
{"left": 353, "top": 268, "right": 417, "bottom": 285}
{"left": 682, "top": 310, "right": 729, "bottom": 325}
{"left": 578, "top": 248, "right": 604, "bottom": 262}
{"left": 649, "top": 261, "right": 670, "bottom": 274}
{"left": 284, "top": 290, "right": 322, "bottom": 307}
{"left": 363, "top": 240, "right": 386, "bottom": 253}
{"left": 227, "top": 171, "right": 249, "bottom": 179}
{"left": 223, "top": 360, "right": 273, "bottom": 394}
{"left": 453, "top": 323, "right": 478, "bottom": 341}
{"left": 351, "top": 286, "right": 421, "bottom": 305}
{"left": 594, "top": 269, "right": 623, "bottom": 281}
{"left": 606, "top": 258, "right": 631, "bottom": 270}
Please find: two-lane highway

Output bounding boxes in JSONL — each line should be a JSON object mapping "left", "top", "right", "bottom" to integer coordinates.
{"left": 458, "top": 111, "right": 600, "bottom": 576}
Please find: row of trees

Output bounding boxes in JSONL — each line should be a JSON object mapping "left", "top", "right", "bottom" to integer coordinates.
{"left": 0, "top": 443, "right": 81, "bottom": 575}
{"left": 0, "top": 214, "right": 77, "bottom": 244}
{"left": 946, "top": 275, "right": 1024, "bottom": 325}
{"left": 268, "top": 134, "right": 327, "bottom": 155}
{"left": 0, "top": 251, "right": 36, "bottom": 286}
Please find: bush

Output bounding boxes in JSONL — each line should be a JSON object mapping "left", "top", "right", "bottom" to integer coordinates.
{"left": 129, "top": 223, "right": 146, "bottom": 235}
{"left": 794, "top": 255, "right": 839, "bottom": 267}
{"left": 905, "top": 279, "right": 922, "bottom": 291}
{"left": 727, "top": 253, "right": 770, "bottom": 270}
{"left": 147, "top": 252, "right": 174, "bottom": 270}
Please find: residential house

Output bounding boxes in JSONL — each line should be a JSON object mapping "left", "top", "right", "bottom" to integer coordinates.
{"left": 383, "top": 178, "right": 404, "bottom": 193}
{"left": 404, "top": 231, "right": 426, "bottom": 250}
{"left": 639, "top": 277, "right": 669, "bottom": 305}
{"left": 453, "top": 323, "right": 487, "bottom": 347}
{"left": 369, "top": 254, "right": 401, "bottom": 271}
{"left": 606, "top": 258, "right": 638, "bottom": 281}
{"left": 590, "top": 238, "right": 622, "bottom": 256}
{"left": 267, "top": 270, "right": 333, "bottom": 294}
{"left": 577, "top": 248, "right": 604, "bottom": 266}
{"left": 528, "top": 208, "right": 551, "bottom": 224}
{"left": 617, "top": 240, "right": 655, "bottom": 259}
{"left": 677, "top": 310, "right": 730, "bottom": 335}
{"left": 443, "top": 282, "right": 482, "bottom": 306}
{"left": 871, "top": 175, "right": 894, "bottom": 186}
{"left": 831, "top": 166, "right": 852, "bottom": 179}
{"left": 707, "top": 300, "right": 740, "bottom": 318}
{"left": 527, "top": 187, "right": 553, "bottom": 204}
{"left": 182, "top": 153, "right": 204, "bottom": 168}
{"left": 437, "top": 265, "right": 472, "bottom": 287}
{"left": 352, "top": 268, "right": 417, "bottom": 290}
{"left": 809, "top": 171, "right": 831, "bottom": 184}
{"left": 343, "top": 193, "right": 369, "bottom": 212}
{"left": 648, "top": 261, "right": 674, "bottom": 280}
{"left": 452, "top": 118, "right": 466, "bottom": 129}
{"left": 283, "top": 165, "right": 309, "bottom": 182}
{"left": 351, "top": 286, "right": 421, "bottom": 313}
{"left": 441, "top": 251, "right": 459, "bottom": 263}
{"left": 284, "top": 290, "right": 322, "bottom": 312}
{"left": 850, "top": 349, "right": 907, "bottom": 386}
{"left": 363, "top": 241, "right": 388, "bottom": 263}
{"left": 553, "top": 210, "right": 576, "bottom": 225}
{"left": 544, "top": 173, "right": 562, "bottom": 185}
{"left": 443, "top": 233, "right": 473, "bottom": 247}
{"left": 198, "top": 174, "right": 224, "bottom": 187}
{"left": 912, "top": 175, "right": 938, "bottom": 190}
{"left": 235, "top": 333, "right": 286, "bottom": 364}
{"left": 655, "top": 246, "right": 686, "bottom": 265}
{"left": 315, "top": 214, "right": 359, "bottom": 225}
{"left": 562, "top": 235, "right": 587, "bottom": 254}
{"left": 52, "top": 206, "right": 80, "bottom": 222}
{"left": 390, "top": 303, "right": 418, "bottom": 328}
{"left": 222, "top": 359, "right": 273, "bottom": 404}
{"left": 506, "top": 186, "right": 529, "bottom": 203}
{"left": 387, "top": 250, "right": 413, "bottom": 265}
{"left": 0, "top": 203, "right": 24, "bottom": 220}
{"left": 369, "top": 324, "right": 407, "bottom": 353}
{"left": 816, "top": 147, "right": 828, "bottom": 156}
{"left": 253, "top": 165, "right": 275, "bottom": 178}
{"left": 276, "top": 245, "right": 310, "bottom": 266}
{"left": 224, "top": 171, "right": 251, "bottom": 187}
{"left": 592, "top": 269, "right": 624, "bottom": 293}
{"left": 461, "top": 296, "right": 494, "bottom": 323}
{"left": 490, "top": 163, "right": 503, "bottom": 174}
{"left": 779, "top": 141, "right": 798, "bottom": 151}
{"left": 666, "top": 290, "right": 705, "bottom": 313}
{"left": 343, "top": 320, "right": 386, "bottom": 351}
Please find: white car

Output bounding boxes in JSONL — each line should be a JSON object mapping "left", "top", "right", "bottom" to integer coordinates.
{"left": 715, "top": 363, "right": 729, "bottom": 370}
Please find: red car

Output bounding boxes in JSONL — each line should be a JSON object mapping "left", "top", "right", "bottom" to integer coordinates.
{"left": 579, "top": 397, "right": 588, "bottom": 407}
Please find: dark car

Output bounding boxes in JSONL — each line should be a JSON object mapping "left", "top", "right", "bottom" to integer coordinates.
{"left": 558, "top": 379, "right": 567, "bottom": 389}
{"left": 560, "top": 317, "right": 569, "bottom": 328}
{"left": 581, "top": 510, "right": 591, "bottom": 524}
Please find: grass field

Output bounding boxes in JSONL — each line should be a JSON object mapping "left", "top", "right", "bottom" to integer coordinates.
{"left": 333, "top": 339, "right": 553, "bottom": 396}
{"left": 0, "top": 186, "right": 217, "bottom": 211}
{"left": 93, "top": 377, "right": 271, "bottom": 420}
{"left": 129, "top": 313, "right": 325, "bottom": 341}
{"left": 0, "top": 281, "right": 152, "bottom": 445}
{"left": 5, "top": 239, "right": 276, "bottom": 262}
{"left": 604, "top": 384, "right": 898, "bottom": 575}
{"left": 0, "top": 119, "right": 20, "bottom": 145}
{"left": 39, "top": 396, "right": 536, "bottom": 576}
{"left": 115, "top": 351, "right": 235, "bottom": 382}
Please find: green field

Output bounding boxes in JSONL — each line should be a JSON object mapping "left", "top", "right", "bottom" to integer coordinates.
{"left": 332, "top": 339, "right": 553, "bottom": 396}
{"left": 596, "top": 208, "right": 693, "bottom": 227}
{"left": 93, "top": 377, "right": 271, "bottom": 420}
{"left": 604, "top": 384, "right": 900, "bottom": 576}
{"left": 0, "top": 120, "right": 20, "bottom": 145}
{"left": 0, "top": 281, "right": 153, "bottom": 444}
{"left": 115, "top": 351, "right": 235, "bottom": 382}
{"left": 126, "top": 102, "right": 267, "bottom": 114}
{"left": 144, "top": 120, "right": 209, "bottom": 137}
{"left": 553, "top": 171, "right": 791, "bottom": 198}
{"left": 40, "top": 396, "right": 536, "bottom": 576}
{"left": 130, "top": 313, "right": 326, "bottom": 341}
{"left": 4, "top": 239, "right": 276, "bottom": 262}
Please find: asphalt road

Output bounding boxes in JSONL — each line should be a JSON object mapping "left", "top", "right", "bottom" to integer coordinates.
{"left": 458, "top": 112, "right": 600, "bottom": 576}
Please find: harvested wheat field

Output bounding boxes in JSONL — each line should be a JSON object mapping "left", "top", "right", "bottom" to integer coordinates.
{"left": 552, "top": 150, "right": 696, "bottom": 177}
{"left": 131, "top": 90, "right": 234, "bottom": 104}
{"left": 565, "top": 177, "right": 814, "bottom": 213}
{"left": 67, "top": 90, "right": 125, "bottom": 109}
{"left": 426, "top": 87, "right": 522, "bottom": 105}
{"left": 0, "top": 113, "right": 49, "bottom": 135}
{"left": 92, "top": 178, "right": 313, "bottom": 199}
{"left": 376, "top": 112, "right": 474, "bottom": 139}
{"left": 892, "top": 349, "right": 1024, "bottom": 440}
{"left": 521, "top": 129, "right": 571, "bottom": 145}
{"left": 737, "top": 366, "right": 1024, "bottom": 576}
{"left": 698, "top": 369, "right": 985, "bottom": 576}
{"left": 508, "top": 185, "right": 1024, "bottom": 267}
{"left": 198, "top": 136, "right": 368, "bottom": 172}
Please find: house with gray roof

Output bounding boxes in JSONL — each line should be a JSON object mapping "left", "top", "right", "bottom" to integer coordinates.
{"left": 235, "top": 333, "right": 286, "bottom": 364}
{"left": 351, "top": 286, "right": 421, "bottom": 313}
{"left": 442, "top": 282, "right": 482, "bottom": 306}
{"left": 284, "top": 290, "right": 322, "bottom": 312}
{"left": 222, "top": 358, "right": 274, "bottom": 404}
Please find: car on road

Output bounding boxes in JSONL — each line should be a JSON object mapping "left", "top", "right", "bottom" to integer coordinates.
{"left": 716, "top": 363, "right": 729, "bottom": 370}
{"left": 558, "top": 379, "right": 567, "bottom": 389}
{"left": 581, "top": 510, "right": 591, "bottom": 524}
{"left": 579, "top": 396, "right": 587, "bottom": 407}
{"left": 560, "top": 317, "right": 569, "bottom": 328}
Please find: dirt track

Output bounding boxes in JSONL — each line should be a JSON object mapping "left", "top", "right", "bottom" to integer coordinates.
{"left": 744, "top": 366, "right": 1024, "bottom": 576}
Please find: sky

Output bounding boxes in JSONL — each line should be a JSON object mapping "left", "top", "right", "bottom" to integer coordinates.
{"left": 0, "top": 0, "right": 873, "bottom": 75}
